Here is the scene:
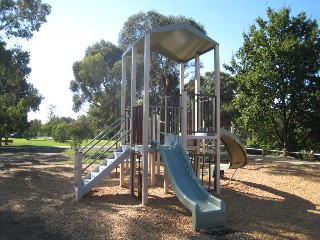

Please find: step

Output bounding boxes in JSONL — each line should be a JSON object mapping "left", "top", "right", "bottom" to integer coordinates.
{"left": 91, "top": 171, "right": 100, "bottom": 178}
{"left": 83, "top": 178, "right": 91, "bottom": 186}
{"left": 99, "top": 165, "right": 108, "bottom": 172}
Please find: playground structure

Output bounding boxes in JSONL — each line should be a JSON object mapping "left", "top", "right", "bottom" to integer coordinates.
{"left": 74, "top": 23, "right": 247, "bottom": 230}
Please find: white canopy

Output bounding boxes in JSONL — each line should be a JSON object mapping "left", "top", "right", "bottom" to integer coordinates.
{"left": 122, "top": 22, "right": 218, "bottom": 63}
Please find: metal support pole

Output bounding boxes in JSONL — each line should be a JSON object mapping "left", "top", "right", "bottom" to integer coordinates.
{"left": 142, "top": 33, "right": 150, "bottom": 205}
{"left": 74, "top": 151, "right": 83, "bottom": 201}
{"left": 181, "top": 91, "right": 188, "bottom": 150}
{"left": 214, "top": 45, "right": 221, "bottom": 194}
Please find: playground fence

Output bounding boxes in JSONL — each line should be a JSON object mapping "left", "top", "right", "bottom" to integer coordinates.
{"left": 246, "top": 147, "right": 319, "bottom": 161}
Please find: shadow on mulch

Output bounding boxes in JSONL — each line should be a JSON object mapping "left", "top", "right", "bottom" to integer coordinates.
{"left": 0, "top": 146, "right": 72, "bottom": 169}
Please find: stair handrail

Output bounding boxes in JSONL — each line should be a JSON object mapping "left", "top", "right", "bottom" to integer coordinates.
{"left": 80, "top": 114, "right": 129, "bottom": 154}
{"left": 83, "top": 129, "right": 122, "bottom": 164}
{"left": 82, "top": 129, "right": 130, "bottom": 172}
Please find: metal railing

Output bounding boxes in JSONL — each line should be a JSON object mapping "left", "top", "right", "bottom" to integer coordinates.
{"left": 78, "top": 114, "right": 131, "bottom": 172}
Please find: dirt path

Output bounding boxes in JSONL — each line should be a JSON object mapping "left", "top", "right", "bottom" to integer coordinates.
{"left": 0, "top": 150, "right": 319, "bottom": 239}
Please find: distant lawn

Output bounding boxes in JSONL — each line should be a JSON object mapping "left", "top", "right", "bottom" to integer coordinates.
{"left": 3, "top": 138, "right": 112, "bottom": 147}
{"left": 5, "top": 137, "right": 71, "bottom": 147}
{"left": 1, "top": 138, "right": 116, "bottom": 159}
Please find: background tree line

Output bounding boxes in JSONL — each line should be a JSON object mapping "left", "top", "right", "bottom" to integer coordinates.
{"left": 1, "top": 2, "right": 319, "bottom": 154}
{"left": 70, "top": 8, "right": 319, "bottom": 153}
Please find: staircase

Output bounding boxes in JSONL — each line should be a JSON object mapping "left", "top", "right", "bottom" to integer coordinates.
{"left": 74, "top": 114, "right": 131, "bottom": 200}
{"left": 82, "top": 145, "right": 130, "bottom": 196}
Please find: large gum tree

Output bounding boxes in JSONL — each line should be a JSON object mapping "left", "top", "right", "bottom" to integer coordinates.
{"left": 0, "top": 0, "right": 51, "bottom": 144}
{"left": 226, "top": 7, "right": 320, "bottom": 152}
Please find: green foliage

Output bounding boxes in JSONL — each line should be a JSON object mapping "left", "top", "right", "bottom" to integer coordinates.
{"left": 23, "top": 119, "right": 41, "bottom": 139}
{"left": 185, "top": 71, "right": 239, "bottom": 129}
{"left": 0, "top": 43, "right": 43, "bottom": 143}
{"left": 225, "top": 7, "right": 320, "bottom": 151}
{"left": 70, "top": 11, "right": 207, "bottom": 129}
{"left": 69, "top": 115, "right": 94, "bottom": 150}
{"left": 0, "top": 0, "right": 50, "bottom": 145}
{"left": 70, "top": 40, "right": 123, "bottom": 128}
{"left": 52, "top": 121, "right": 70, "bottom": 143}
{"left": 0, "top": 0, "right": 51, "bottom": 40}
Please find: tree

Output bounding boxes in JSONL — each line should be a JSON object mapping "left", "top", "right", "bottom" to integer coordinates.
{"left": 23, "top": 119, "right": 42, "bottom": 139}
{"left": 71, "top": 12, "right": 206, "bottom": 129}
{"left": 0, "top": 43, "right": 43, "bottom": 144}
{"left": 0, "top": 0, "right": 51, "bottom": 41}
{"left": 0, "top": 0, "right": 51, "bottom": 145}
{"left": 69, "top": 115, "right": 94, "bottom": 150}
{"left": 225, "top": 7, "right": 320, "bottom": 151}
{"left": 52, "top": 121, "right": 69, "bottom": 143}
{"left": 70, "top": 40, "right": 123, "bottom": 128}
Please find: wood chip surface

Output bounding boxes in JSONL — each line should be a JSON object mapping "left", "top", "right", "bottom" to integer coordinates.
{"left": 0, "top": 151, "right": 319, "bottom": 239}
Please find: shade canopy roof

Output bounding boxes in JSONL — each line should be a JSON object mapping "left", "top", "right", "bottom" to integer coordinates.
{"left": 122, "top": 22, "right": 218, "bottom": 63}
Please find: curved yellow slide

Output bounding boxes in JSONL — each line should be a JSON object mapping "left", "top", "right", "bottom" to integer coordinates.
{"left": 220, "top": 128, "right": 247, "bottom": 169}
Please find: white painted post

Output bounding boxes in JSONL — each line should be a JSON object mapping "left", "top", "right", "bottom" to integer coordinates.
{"left": 120, "top": 57, "right": 127, "bottom": 184}
{"left": 195, "top": 54, "right": 200, "bottom": 132}
{"left": 121, "top": 57, "right": 127, "bottom": 140}
{"left": 180, "top": 63, "right": 185, "bottom": 94}
{"left": 181, "top": 91, "right": 188, "bottom": 150}
{"left": 142, "top": 33, "right": 150, "bottom": 205}
{"left": 129, "top": 46, "right": 137, "bottom": 190}
{"left": 156, "top": 113, "right": 161, "bottom": 175}
{"left": 150, "top": 152, "right": 156, "bottom": 186}
{"left": 74, "top": 151, "right": 83, "bottom": 201}
{"left": 214, "top": 45, "right": 221, "bottom": 194}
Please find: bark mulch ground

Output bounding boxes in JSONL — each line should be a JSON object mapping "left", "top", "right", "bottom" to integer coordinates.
{"left": 0, "top": 149, "right": 319, "bottom": 239}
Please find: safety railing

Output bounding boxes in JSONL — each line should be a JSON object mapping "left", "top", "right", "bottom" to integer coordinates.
{"left": 77, "top": 114, "right": 131, "bottom": 173}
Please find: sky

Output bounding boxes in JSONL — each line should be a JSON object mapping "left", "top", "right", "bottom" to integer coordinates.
{"left": 21, "top": 0, "right": 320, "bottom": 123}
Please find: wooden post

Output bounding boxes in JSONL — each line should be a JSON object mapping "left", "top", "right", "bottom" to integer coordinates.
{"left": 74, "top": 151, "right": 83, "bottom": 201}
{"left": 283, "top": 148, "right": 287, "bottom": 158}
{"left": 262, "top": 148, "right": 266, "bottom": 156}
{"left": 310, "top": 150, "right": 315, "bottom": 162}
{"left": 120, "top": 161, "right": 125, "bottom": 187}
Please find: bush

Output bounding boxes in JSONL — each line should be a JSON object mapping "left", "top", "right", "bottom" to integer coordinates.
{"left": 52, "top": 122, "right": 70, "bottom": 143}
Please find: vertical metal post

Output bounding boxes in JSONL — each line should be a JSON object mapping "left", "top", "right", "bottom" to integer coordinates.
{"left": 150, "top": 152, "right": 156, "bottom": 186}
{"left": 180, "top": 62, "right": 185, "bottom": 94}
{"left": 195, "top": 54, "right": 200, "bottom": 132}
{"left": 156, "top": 113, "right": 161, "bottom": 175}
{"left": 181, "top": 91, "right": 188, "bottom": 150}
{"left": 142, "top": 33, "right": 150, "bottom": 205}
{"left": 130, "top": 151, "right": 135, "bottom": 196}
{"left": 129, "top": 45, "right": 137, "bottom": 190}
{"left": 120, "top": 57, "right": 127, "bottom": 182}
{"left": 74, "top": 151, "right": 83, "bottom": 201}
{"left": 214, "top": 44, "right": 221, "bottom": 194}
{"left": 164, "top": 165, "right": 169, "bottom": 193}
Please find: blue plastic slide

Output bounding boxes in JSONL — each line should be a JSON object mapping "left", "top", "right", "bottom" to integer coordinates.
{"left": 156, "top": 143, "right": 227, "bottom": 230}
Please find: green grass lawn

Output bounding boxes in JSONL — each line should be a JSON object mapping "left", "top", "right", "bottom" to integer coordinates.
{"left": 1, "top": 137, "right": 116, "bottom": 160}
{"left": 6, "top": 137, "right": 70, "bottom": 147}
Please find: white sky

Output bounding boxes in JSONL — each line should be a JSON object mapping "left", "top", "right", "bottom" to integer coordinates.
{"left": 20, "top": 0, "right": 320, "bottom": 123}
